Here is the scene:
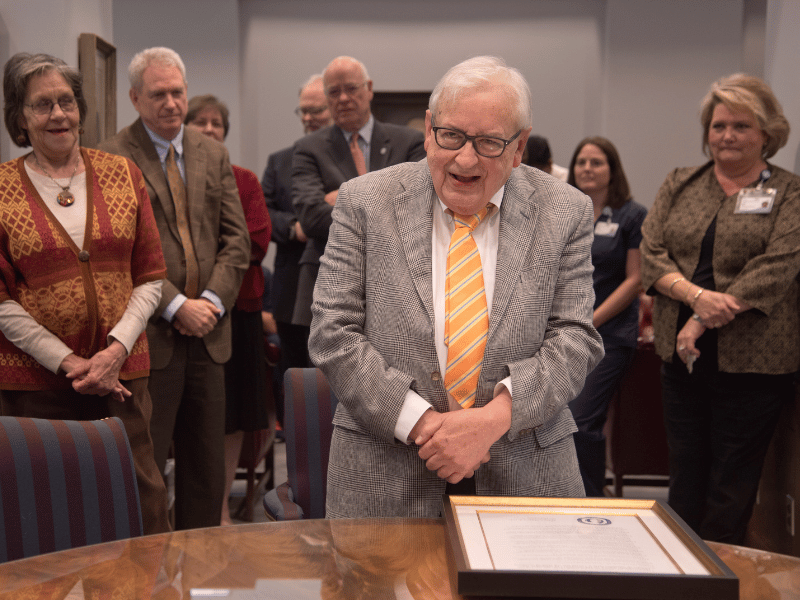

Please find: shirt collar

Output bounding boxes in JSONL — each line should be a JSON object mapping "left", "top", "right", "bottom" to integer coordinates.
{"left": 341, "top": 114, "right": 374, "bottom": 144}
{"left": 437, "top": 184, "right": 505, "bottom": 224}
{"left": 142, "top": 122, "right": 185, "bottom": 162}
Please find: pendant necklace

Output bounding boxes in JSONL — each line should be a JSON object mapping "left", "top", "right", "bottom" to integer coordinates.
{"left": 32, "top": 153, "right": 80, "bottom": 207}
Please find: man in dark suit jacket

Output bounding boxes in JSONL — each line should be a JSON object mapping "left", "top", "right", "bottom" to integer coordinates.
{"left": 99, "top": 47, "right": 249, "bottom": 530}
{"left": 310, "top": 56, "right": 604, "bottom": 518}
{"left": 263, "top": 75, "right": 332, "bottom": 381}
{"left": 291, "top": 56, "right": 426, "bottom": 327}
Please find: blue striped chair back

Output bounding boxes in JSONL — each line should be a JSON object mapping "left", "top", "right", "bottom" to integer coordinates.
{"left": 0, "top": 416, "right": 142, "bottom": 563}
{"left": 284, "top": 368, "right": 339, "bottom": 519}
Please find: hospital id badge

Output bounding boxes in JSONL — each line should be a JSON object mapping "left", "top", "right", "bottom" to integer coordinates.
{"left": 594, "top": 221, "right": 619, "bottom": 237}
{"left": 735, "top": 188, "right": 776, "bottom": 214}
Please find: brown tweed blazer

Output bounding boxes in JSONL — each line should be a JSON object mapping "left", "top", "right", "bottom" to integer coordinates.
{"left": 641, "top": 162, "right": 800, "bottom": 373}
{"left": 99, "top": 120, "right": 250, "bottom": 367}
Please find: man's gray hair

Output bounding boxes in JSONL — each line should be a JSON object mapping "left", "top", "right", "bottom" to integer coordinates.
{"left": 429, "top": 56, "right": 532, "bottom": 130}
{"left": 299, "top": 73, "right": 324, "bottom": 95}
{"left": 128, "top": 47, "right": 187, "bottom": 91}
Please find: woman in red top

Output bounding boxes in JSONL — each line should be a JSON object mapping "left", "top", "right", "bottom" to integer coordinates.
{"left": 186, "top": 94, "right": 272, "bottom": 525}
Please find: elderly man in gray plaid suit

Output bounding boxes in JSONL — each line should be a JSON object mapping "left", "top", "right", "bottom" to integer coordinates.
{"left": 100, "top": 47, "right": 249, "bottom": 530}
{"left": 310, "top": 56, "right": 604, "bottom": 518}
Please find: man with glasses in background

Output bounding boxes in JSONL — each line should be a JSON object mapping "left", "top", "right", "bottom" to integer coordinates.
{"left": 309, "top": 56, "right": 603, "bottom": 518}
{"left": 261, "top": 75, "right": 332, "bottom": 421}
{"left": 291, "top": 56, "right": 425, "bottom": 333}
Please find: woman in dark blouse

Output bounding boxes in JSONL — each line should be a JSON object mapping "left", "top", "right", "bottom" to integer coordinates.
{"left": 566, "top": 137, "right": 647, "bottom": 497}
{"left": 640, "top": 74, "right": 800, "bottom": 544}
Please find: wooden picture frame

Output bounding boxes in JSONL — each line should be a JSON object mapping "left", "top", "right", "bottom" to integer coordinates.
{"left": 78, "top": 33, "right": 116, "bottom": 148}
{"left": 443, "top": 496, "right": 738, "bottom": 599}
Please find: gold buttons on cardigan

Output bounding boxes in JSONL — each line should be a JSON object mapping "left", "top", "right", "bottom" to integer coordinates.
{"left": 78, "top": 251, "right": 90, "bottom": 262}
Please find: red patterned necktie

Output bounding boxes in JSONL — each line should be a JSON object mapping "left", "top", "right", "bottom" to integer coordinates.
{"left": 444, "top": 205, "right": 491, "bottom": 408}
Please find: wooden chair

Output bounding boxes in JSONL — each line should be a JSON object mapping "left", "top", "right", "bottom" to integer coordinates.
{"left": 263, "top": 368, "right": 338, "bottom": 520}
{"left": 605, "top": 294, "right": 670, "bottom": 496}
{"left": 0, "top": 416, "right": 142, "bottom": 563}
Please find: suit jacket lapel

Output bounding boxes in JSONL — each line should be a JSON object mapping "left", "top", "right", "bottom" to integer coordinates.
{"left": 182, "top": 128, "right": 207, "bottom": 243}
{"left": 369, "top": 120, "right": 391, "bottom": 171}
{"left": 489, "top": 170, "right": 538, "bottom": 341}
{"left": 128, "top": 119, "right": 182, "bottom": 242}
{"left": 394, "top": 171, "right": 436, "bottom": 326}
{"left": 327, "top": 126, "right": 358, "bottom": 181}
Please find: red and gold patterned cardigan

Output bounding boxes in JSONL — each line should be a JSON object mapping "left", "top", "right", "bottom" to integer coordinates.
{"left": 0, "top": 148, "right": 166, "bottom": 390}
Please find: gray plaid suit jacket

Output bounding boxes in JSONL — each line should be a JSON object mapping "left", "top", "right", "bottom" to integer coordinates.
{"left": 310, "top": 160, "right": 604, "bottom": 518}
{"left": 99, "top": 119, "right": 250, "bottom": 368}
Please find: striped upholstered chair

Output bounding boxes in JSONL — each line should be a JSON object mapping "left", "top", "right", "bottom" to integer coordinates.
{"left": 264, "top": 368, "right": 339, "bottom": 520}
{"left": 0, "top": 416, "right": 142, "bottom": 563}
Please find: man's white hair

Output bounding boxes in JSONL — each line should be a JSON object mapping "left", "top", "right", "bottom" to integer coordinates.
{"left": 128, "top": 47, "right": 187, "bottom": 91}
{"left": 429, "top": 56, "right": 532, "bottom": 130}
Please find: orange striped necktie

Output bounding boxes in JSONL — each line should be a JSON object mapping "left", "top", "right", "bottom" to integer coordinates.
{"left": 444, "top": 204, "right": 492, "bottom": 409}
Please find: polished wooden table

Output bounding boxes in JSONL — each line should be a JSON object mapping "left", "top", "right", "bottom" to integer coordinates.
{"left": 0, "top": 519, "right": 797, "bottom": 599}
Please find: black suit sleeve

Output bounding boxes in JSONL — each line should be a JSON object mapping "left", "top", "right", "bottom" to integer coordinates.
{"left": 263, "top": 150, "right": 298, "bottom": 246}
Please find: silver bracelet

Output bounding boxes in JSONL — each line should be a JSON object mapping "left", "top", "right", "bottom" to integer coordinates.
{"left": 691, "top": 313, "right": 704, "bottom": 323}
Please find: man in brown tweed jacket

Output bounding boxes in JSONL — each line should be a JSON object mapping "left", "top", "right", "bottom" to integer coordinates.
{"left": 100, "top": 47, "right": 249, "bottom": 530}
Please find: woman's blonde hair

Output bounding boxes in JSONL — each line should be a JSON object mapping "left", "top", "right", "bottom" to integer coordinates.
{"left": 700, "top": 73, "right": 789, "bottom": 160}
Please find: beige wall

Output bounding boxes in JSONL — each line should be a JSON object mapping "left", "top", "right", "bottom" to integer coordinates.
{"left": 236, "top": 0, "right": 767, "bottom": 206}
{"left": 1, "top": 0, "right": 798, "bottom": 206}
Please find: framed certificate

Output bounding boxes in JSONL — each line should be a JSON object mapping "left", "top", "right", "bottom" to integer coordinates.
{"left": 442, "top": 496, "right": 738, "bottom": 599}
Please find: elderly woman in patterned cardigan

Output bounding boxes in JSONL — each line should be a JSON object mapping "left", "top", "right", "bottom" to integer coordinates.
{"left": 640, "top": 73, "right": 800, "bottom": 545}
{"left": 0, "top": 53, "right": 169, "bottom": 535}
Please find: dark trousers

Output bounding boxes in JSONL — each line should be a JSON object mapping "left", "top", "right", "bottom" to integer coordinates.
{"left": 661, "top": 360, "right": 792, "bottom": 544}
{"left": 569, "top": 345, "right": 635, "bottom": 497}
{"left": 148, "top": 335, "right": 225, "bottom": 531}
{"left": 0, "top": 379, "right": 170, "bottom": 535}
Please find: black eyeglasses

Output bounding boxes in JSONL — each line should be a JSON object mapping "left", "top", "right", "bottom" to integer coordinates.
{"left": 324, "top": 82, "right": 367, "bottom": 99}
{"left": 431, "top": 122, "right": 522, "bottom": 158}
{"left": 25, "top": 96, "right": 78, "bottom": 116}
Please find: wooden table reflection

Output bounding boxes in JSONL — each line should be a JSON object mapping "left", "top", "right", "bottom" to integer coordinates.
{"left": 0, "top": 519, "right": 797, "bottom": 599}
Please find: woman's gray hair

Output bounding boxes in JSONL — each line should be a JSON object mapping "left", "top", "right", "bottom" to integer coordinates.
{"left": 3, "top": 52, "right": 87, "bottom": 148}
{"left": 700, "top": 73, "right": 790, "bottom": 160}
{"left": 429, "top": 56, "right": 532, "bottom": 131}
{"left": 128, "top": 47, "right": 186, "bottom": 92}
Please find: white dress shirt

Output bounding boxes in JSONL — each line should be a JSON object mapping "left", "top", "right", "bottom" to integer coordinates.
{"left": 142, "top": 123, "right": 225, "bottom": 321}
{"left": 394, "top": 184, "right": 514, "bottom": 442}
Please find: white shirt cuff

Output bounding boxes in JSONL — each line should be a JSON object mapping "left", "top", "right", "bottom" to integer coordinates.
{"left": 494, "top": 376, "right": 512, "bottom": 398}
{"left": 162, "top": 294, "right": 187, "bottom": 323}
{"left": 394, "top": 389, "right": 433, "bottom": 444}
{"left": 201, "top": 290, "right": 225, "bottom": 318}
